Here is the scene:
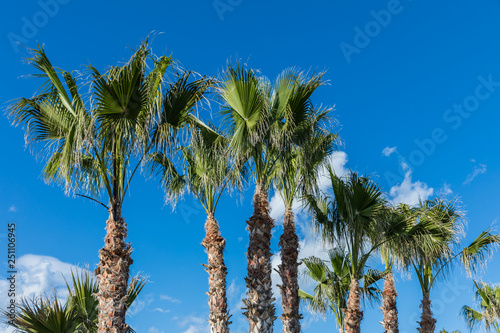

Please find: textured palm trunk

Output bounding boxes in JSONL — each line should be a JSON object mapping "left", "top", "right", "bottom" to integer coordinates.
{"left": 344, "top": 276, "right": 362, "bottom": 333}
{"left": 278, "top": 207, "right": 302, "bottom": 333}
{"left": 381, "top": 272, "right": 399, "bottom": 333}
{"left": 202, "top": 212, "right": 231, "bottom": 333}
{"left": 243, "top": 182, "right": 276, "bottom": 333}
{"left": 95, "top": 205, "right": 133, "bottom": 333}
{"left": 417, "top": 290, "right": 436, "bottom": 333}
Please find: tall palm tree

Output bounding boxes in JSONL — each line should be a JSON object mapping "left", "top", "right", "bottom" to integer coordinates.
{"left": 378, "top": 203, "right": 419, "bottom": 333}
{"left": 272, "top": 92, "right": 337, "bottom": 333}
{"left": 8, "top": 41, "right": 211, "bottom": 333}
{"left": 148, "top": 129, "right": 242, "bottom": 333}
{"left": 299, "top": 248, "right": 386, "bottom": 333}
{"left": 411, "top": 199, "right": 500, "bottom": 333}
{"left": 461, "top": 280, "right": 500, "bottom": 332}
{"left": 305, "top": 170, "right": 387, "bottom": 333}
{"left": 217, "top": 65, "right": 326, "bottom": 333}
{"left": 2, "top": 270, "right": 145, "bottom": 333}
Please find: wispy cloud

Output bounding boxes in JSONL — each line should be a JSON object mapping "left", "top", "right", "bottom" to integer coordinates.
{"left": 8, "top": 205, "right": 16, "bottom": 213}
{"left": 129, "top": 293, "right": 154, "bottom": 316}
{"left": 182, "top": 326, "right": 204, "bottom": 333}
{"left": 177, "top": 315, "right": 208, "bottom": 333}
{"left": 148, "top": 327, "right": 164, "bottom": 333}
{"left": 463, "top": 161, "right": 487, "bottom": 185}
{"left": 438, "top": 183, "right": 453, "bottom": 196}
{"left": 160, "top": 294, "right": 181, "bottom": 303}
{"left": 382, "top": 146, "right": 397, "bottom": 157}
{"left": 227, "top": 279, "right": 241, "bottom": 302}
{"left": 153, "top": 308, "right": 171, "bottom": 313}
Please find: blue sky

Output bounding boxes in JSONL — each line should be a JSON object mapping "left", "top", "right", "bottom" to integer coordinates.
{"left": 1, "top": 1, "right": 500, "bottom": 332}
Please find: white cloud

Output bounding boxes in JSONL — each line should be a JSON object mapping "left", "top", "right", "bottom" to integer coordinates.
{"left": 317, "top": 151, "right": 349, "bottom": 191}
{"left": 463, "top": 162, "right": 487, "bottom": 185}
{"left": 8, "top": 205, "right": 16, "bottom": 212}
{"left": 389, "top": 168, "right": 434, "bottom": 205}
{"left": 0, "top": 254, "right": 85, "bottom": 306}
{"left": 269, "top": 193, "right": 301, "bottom": 221}
{"left": 153, "top": 307, "right": 171, "bottom": 313}
{"left": 160, "top": 294, "right": 181, "bottom": 303}
{"left": 382, "top": 146, "right": 397, "bottom": 157}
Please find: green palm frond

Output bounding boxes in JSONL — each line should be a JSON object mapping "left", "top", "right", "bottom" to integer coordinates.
{"left": 152, "top": 71, "right": 213, "bottom": 152}
{"left": 461, "top": 230, "right": 500, "bottom": 275}
{"left": 219, "top": 64, "right": 267, "bottom": 151}
{"left": 65, "top": 270, "right": 99, "bottom": 332}
{"left": 2, "top": 290, "right": 78, "bottom": 333}
{"left": 461, "top": 280, "right": 500, "bottom": 332}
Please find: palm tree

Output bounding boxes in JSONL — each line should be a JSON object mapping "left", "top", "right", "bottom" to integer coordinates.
{"left": 149, "top": 128, "right": 242, "bottom": 333}
{"left": 299, "top": 248, "right": 385, "bottom": 333}
{"left": 461, "top": 280, "right": 500, "bottom": 332}
{"left": 2, "top": 270, "right": 145, "bottom": 333}
{"left": 8, "top": 41, "right": 210, "bottom": 332}
{"left": 272, "top": 85, "right": 337, "bottom": 333}
{"left": 217, "top": 65, "right": 327, "bottom": 333}
{"left": 305, "top": 170, "right": 389, "bottom": 333}
{"left": 411, "top": 199, "right": 500, "bottom": 333}
{"left": 378, "top": 203, "right": 419, "bottom": 333}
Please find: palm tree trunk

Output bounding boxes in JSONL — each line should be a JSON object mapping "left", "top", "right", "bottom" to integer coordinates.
{"left": 344, "top": 276, "right": 362, "bottom": 333}
{"left": 202, "top": 212, "right": 231, "bottom": 333}
{"left": 243, "top": 182, "right": 277, "bottom": 333}
{"left": 278, "top": 207, "right": 302, "bottom": 333}
{"left": 95, "top": 205, "right": 133, "bottom": 333}
{"left": 381, "top": 272, "right": 399, "bottom": 333}
{"left": 417, "top": 290, "right": 436, "bottom": 333}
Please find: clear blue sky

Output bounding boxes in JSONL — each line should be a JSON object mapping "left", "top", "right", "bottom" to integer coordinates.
{"left": 2, "top": 1, "right": 500, "bottom": 332}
